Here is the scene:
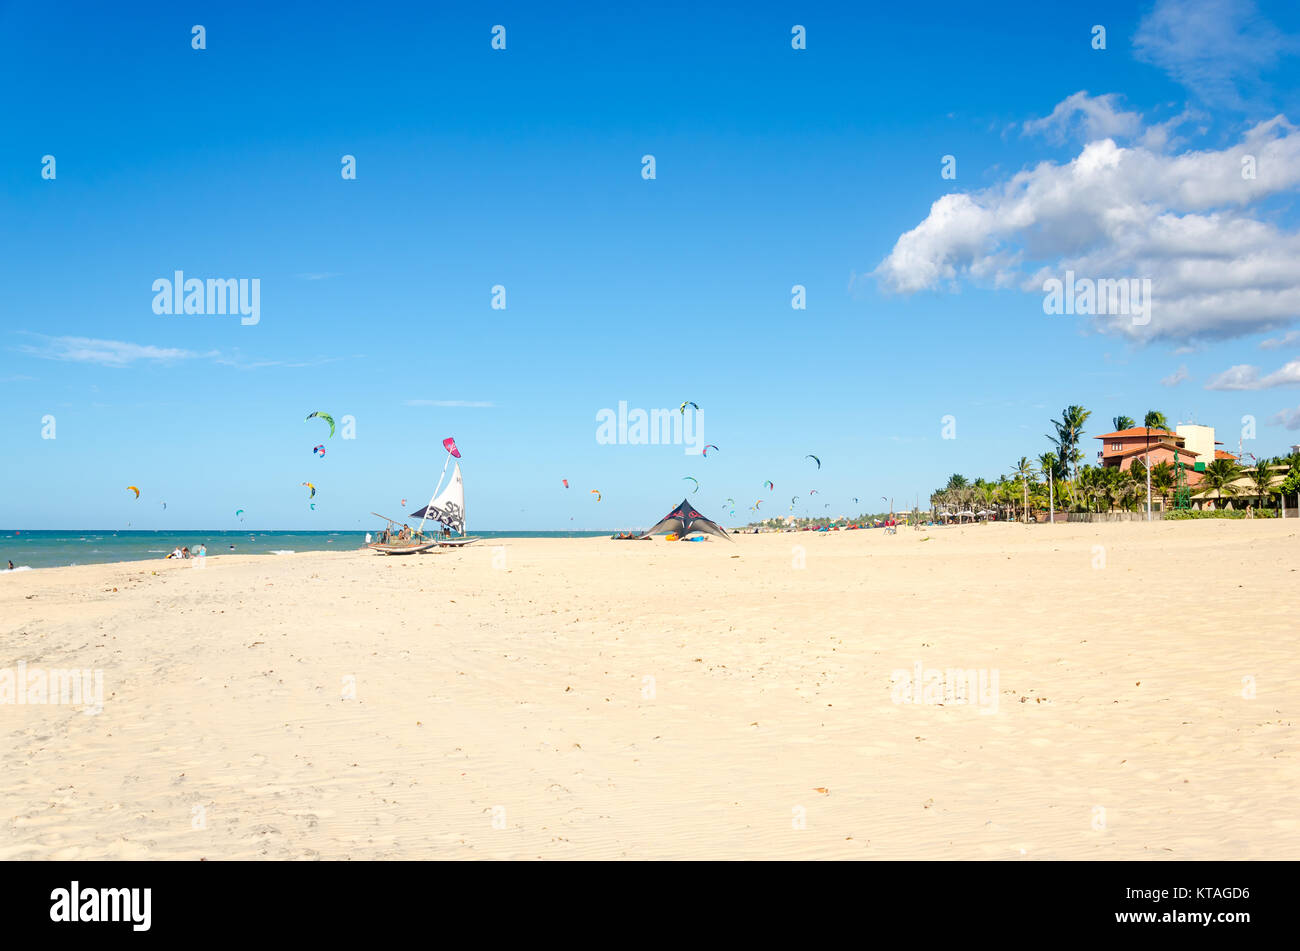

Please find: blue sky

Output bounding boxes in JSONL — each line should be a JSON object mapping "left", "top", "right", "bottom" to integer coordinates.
{"left": 3, "top": 0, "right": 1300, "bottom": 529}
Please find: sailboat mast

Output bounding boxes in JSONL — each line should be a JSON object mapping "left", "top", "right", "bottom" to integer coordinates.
{"left": 416, "top": 451, "right": 453, "bottom": 536}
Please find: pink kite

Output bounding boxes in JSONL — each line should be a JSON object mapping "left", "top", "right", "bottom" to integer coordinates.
{"left": 442, "top": 437, "right": 461, "bottom": 458}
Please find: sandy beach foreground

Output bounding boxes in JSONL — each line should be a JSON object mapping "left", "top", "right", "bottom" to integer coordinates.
{"left": 2, "top": 521, "right": 1297, "bottom": 860}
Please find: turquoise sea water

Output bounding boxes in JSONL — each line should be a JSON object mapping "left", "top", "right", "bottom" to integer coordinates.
{"left": 0, "top": 530, "right": 613, "bottom": 571}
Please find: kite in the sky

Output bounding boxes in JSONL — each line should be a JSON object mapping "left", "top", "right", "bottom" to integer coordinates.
{"left": 161, "top": 501, "right": 167, "bottom": 510}
{"left": 590, "top": 489, "right": 602, "bottom": 502}
{"left": 562, "top": 480, "right": 569, "bottom": 489}
{"left": 754, "top": 499, "right": 763, "bottom": 509}
{"left": 763, "top": 480, "right": 774, "bottom": 490}
{"left": 810, "top": 489, "right": 818, "bottom": 495}
{"left": 683, "top": 476, "right": 699, "bottom": 494}
{"left": 679, "top": 401, "right": 699, "bottom": 414}
{"left": 301, "top": 482, "right": 316, "bottom": 499}
{"left": 724, "top": 497, "right": 735, "bottom": 506}
{"left": 806, "top": 454, "right": 821, "bottom": 469}
{"left": 307, "top": 412, "right": 335, "bottom": 438}
{"left": 126, "top": 486, "right": 140, "bottom": 499}
{"left": 702, "top": 444, "right": 719, "bottom": 456}
{"left": 310, "top": 503, "right": 316, "bottom": 510}
{"left": 791, "top": 496, "right": 799, "bottom": 506}
{"left": 442, "top": 436, "right": 461, "bottom": 458}
{"left": 401, "top": 498, "right": 407, "bottom": 507}
{"left": 313, "top": 444, "right": 326, "bottom": 457}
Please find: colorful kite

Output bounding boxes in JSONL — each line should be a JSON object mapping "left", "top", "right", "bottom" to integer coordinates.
{"left": 763, "top": 480, "right": 774, "bottom": 490}
{"left": 806, "top": 454, "right": 821, "bottom": 469}
{"left": 679, "top": 401, "right": 699, "bottom": 414}
{"left": 702, "top": 444, "right": 719, "bottom": 456}
{"left": 126, "top": 486, "right": 140, "bottom": 499}
{"left": 590, "top": 489, "right": 602, "bottom": 502}
{"left": 313, "top": 444, "right": 326, "bottom": 457}
{"left": 307, "top": 412, "right": 335, "bottom": 438}
{"left": 301, "top": 482, "right": 316, "bottom": 499}
{"left": 683, "top": 476, "right": 699, "bottom": 494}
{"left": 442, "top": 436, "right": 461, "bottom": 458}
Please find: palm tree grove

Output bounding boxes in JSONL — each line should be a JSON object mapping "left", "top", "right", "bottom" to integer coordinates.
{"left": 928, "top": 407, "right": 1300, "bottom": 523}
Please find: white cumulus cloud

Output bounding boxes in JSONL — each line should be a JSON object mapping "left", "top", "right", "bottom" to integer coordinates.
{"left": 1205, "top": 360, "right": 1300, "bottom": 390}
{"left": 874, "top": 98, "right": 1300, "bottom": 343}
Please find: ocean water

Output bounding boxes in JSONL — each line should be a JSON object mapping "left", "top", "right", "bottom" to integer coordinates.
{"left": 0, "top": 529, "right": 614, "bottom": 571}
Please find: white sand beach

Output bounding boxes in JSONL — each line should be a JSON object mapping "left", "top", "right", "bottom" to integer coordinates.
{"left": 2, "top": 520, "right": 1297, "bottom": 860}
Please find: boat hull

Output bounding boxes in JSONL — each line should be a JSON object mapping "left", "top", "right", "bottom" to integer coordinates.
{"left": 367, "top": 541, "right": 441, "bottom": 555}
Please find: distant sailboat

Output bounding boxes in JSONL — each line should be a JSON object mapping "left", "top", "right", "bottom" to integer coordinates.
{"left": 409, "top": 461, "right": 479, "bottom": 547}
{"left": 368, "top": 455, "right": 479, "bottom": 555}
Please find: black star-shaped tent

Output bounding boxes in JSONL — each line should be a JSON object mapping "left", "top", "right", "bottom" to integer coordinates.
{"left": 641, "top": 499, "right": 732, "bottom": 540}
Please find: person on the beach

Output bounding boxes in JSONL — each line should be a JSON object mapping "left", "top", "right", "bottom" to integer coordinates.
{"left": 181, "top": 546, "right": 191, "bottom": 559}
{"left": 6, "top": 560, "right": 13, "bottom": 570}
{"left": 167, "top": 547, "right": 182, "bottom": 559}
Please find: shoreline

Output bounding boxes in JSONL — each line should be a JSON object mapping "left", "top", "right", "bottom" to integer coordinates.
{"left": 2, "top": 517, "right": 1289, "bottom": 576}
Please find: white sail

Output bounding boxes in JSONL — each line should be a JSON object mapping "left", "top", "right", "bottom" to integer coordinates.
{"left": 414, "top": 462, "right": 466, "bottom": 534}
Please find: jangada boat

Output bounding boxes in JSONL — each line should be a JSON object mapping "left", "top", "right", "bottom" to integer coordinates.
{"left": 366, "top": 515, "right": 441, "bottom": 555}
{"left": 367, "top": 453, "right": 480, "bottom": 555}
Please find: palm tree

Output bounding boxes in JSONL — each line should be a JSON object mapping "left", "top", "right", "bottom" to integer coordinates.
{"left": 1075, "top": 465, "right": 1099, "bottom": 513}
{"left": 1112, "top": 415, "right": 1136, "bottom": 431}
{"left": 1116, "top": 469, "right": 1142, "bottom": 512}
{"left": 1013, "top": 456, "right": 1035, "bottom": 522}
{"left": 1091, "top": 467, "right": 1114, "bottom": 513}
{"left": 1150, "top": 461, "right": 1175, "bottom": 511}
{"left": 1048, "top": 405, "right": 1092, "bottom": 482}
{"left": 996, "top": 477, "right": 1016, "bottom": 520}
{"left": 946, "top": 473, "right": 968, "bottom": 491}
{"left": 1038, "top": 451, "right": 1059, "bottom": 520}
{"left": 1248, "top": 460, "right": 1278, "bottom": 512}
{"left": 1281, "top": 458, "right": 1300, "bottom": 514}
{"left": 1199, "top": 458, "right": 1246, "bottom": 508}
{"left": 1142, "top": 410, "right": 1170, "bottom": 519}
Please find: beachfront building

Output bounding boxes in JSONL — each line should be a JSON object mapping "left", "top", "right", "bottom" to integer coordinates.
{"left": 1191, "top": 460, "right": 1288, "bottom": 511}
{"left": 1095, "top": 426, "right": 1201, "bottom": 473}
